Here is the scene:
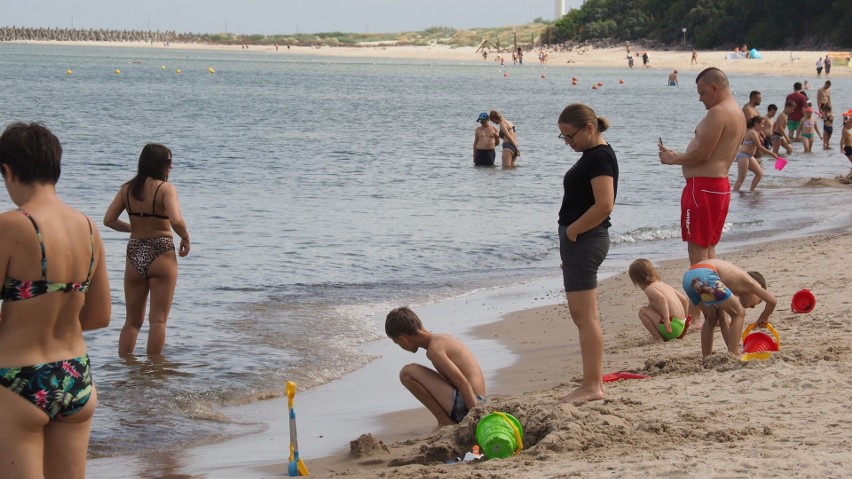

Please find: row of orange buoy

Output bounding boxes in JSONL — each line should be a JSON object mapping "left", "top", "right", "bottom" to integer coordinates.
{"left": 568, "top": 76, "right": 627, "bottom": 89}
{"left": 65, "top": 66, "right": 215, "bottom": 75}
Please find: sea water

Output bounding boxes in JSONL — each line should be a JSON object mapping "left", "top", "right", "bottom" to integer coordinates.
{"left": 0, "top": 43, "right": 850, "bottom": 459}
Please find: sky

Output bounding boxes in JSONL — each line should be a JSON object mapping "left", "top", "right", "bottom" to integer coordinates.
{"left": 0, "top": 0, "right": 584, "bottom": 35}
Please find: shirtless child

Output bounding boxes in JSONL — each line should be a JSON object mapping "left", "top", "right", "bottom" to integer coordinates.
{"left": 763, "top": 104, "right": 777, "bottom": 150}
{"left": 629, "top": 259, "right": 692, "bottom": 342}
{"left": 386, "top": 306, "right": 486, "bottom": 431}
{"left": 682, "top": 259, "right": 777, "bottom": 358}
{"left": 772, "top": 101, "right": 795, "bottom": 155}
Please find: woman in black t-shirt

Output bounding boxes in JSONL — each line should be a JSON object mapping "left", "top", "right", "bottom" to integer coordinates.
{"left": 556, "top": 103, "right": 619, "bottom": 403}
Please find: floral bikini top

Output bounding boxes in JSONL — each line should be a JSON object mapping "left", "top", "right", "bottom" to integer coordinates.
{"left": 1, "top": 209, "right": 95, "bottom": 301}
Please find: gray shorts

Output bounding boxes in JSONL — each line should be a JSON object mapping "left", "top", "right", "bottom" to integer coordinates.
{"left": 559, "top": 225, "right": 610, "bottom": 292}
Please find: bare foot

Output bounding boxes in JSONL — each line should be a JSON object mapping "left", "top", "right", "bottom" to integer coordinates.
{"left": 556, "top": 385, "right": 605, "bottom": 404}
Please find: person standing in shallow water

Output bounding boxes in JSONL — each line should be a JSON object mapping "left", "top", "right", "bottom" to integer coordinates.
{"left": 0, "top": 122, "right": 111, "bottom": 478}
{"left": 556, "top": 103, "right": 618, "bottom": 403}
{"left": 472, "top": 112, "right": 499, "bottom": 166}
{"left": 490, "top": 110, "right": 520, "bottom": 168}
{"left": 104, "top": 144, "right": 190, "bottom": 357}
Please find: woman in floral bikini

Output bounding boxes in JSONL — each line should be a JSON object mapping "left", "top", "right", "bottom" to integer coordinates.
{"left": 0, "top": 122, "right": 111, "bottom": 478}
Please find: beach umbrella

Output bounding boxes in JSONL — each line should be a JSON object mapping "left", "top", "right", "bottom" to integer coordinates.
{"left": 286, "top": 381, "right": 309, "bottom": 476}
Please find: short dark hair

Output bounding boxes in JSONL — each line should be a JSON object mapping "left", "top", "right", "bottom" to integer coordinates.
{"left": 0, "top": 122, "right": 62, "bottom": 185}
{"left": 749, "top": 91, "right": 761, "bottom": 99}
{"left": 748, "top": 271, "right": 767, "bottom": 289}
{"left": 794, "top": 82, "right": 802, "bottom": 90}
{"left": 385, "top": 306, "right": 423, "bottom": 338}
{"left": 767, "top": 104, "right": 778, "bottom": 112}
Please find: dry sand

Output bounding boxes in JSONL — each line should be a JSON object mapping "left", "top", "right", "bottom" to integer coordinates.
{"left": 298, "top": 230, "right": 852, "bottom": 478}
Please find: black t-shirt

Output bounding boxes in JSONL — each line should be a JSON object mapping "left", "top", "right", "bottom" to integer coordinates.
{"left": 558, "top": 143, "right": 619, "bottom": 228}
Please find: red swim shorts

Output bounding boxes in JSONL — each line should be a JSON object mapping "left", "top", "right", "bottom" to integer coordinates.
{"left": 681, "top": 177, "right": 730, "bottom": 248}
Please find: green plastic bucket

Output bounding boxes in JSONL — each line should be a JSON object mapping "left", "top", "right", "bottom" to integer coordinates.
{"left": 475, "top": 412, "right": 524, "bottom": 459}
{"left": 657, "top": 317, "right": 686, "bottom": 341}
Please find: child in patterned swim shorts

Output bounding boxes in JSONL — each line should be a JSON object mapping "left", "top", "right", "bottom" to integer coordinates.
{"left": 682, "top": 259, "right": 777, "bottom": 358}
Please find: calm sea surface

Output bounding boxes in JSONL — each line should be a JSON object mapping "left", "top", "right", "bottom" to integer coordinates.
{"left": 1, "top": 43, "right": 850, "bottom": 458}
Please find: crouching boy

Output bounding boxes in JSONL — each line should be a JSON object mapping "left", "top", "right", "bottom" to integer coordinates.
{"left": 385, "top": 306, "right": 486, "bottom": 430}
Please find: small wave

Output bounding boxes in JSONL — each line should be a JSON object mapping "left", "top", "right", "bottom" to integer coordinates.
{"left": 213, "top": 285, "right": 267, "bottom": 292}
{"left": 613, "top": 224, "right": 681, "bottom": 243}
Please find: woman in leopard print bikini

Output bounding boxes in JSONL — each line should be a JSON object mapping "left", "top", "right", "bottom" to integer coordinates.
{"left": 104, "top": 144, "right": 190, "bottom": 356}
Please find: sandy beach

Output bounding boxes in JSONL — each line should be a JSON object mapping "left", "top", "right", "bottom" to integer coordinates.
{"left": 296, "top": 230, "right": 852, "bottom": 478}
{"left": 18, "top": 39, "right": 852, "bottom": 78}
{"left": 11, "top": 39, "right": 848, "bottom": 477}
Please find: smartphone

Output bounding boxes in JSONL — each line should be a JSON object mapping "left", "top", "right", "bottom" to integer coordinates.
{"left": 658, "top": 137, "right": 664, "bottom": 146}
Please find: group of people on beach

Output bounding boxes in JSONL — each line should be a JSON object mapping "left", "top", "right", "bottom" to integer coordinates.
{"left": 0, "top": 123, "right": 189, "bottom": 477}
{"left": 734, "top": 77, "right": 852, "bottom": 191}
{"left": 388, "top": 67, "right": 785, "bottom": 432}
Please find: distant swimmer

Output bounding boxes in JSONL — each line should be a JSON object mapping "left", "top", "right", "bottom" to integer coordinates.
{"left": 668, "top": 70, "right": 679, "bottom": 86}
{"left": 473, "top": 112, "right": 499, "bottom": 166}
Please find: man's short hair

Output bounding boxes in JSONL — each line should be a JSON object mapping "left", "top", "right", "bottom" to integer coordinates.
{"left": 385, "top": 306, "right": 423, "bottom": 338}
{"left": 767, "top": 104, "right": 778, "bottom": 112}
{"left": 696, "top": 67, "right": 729, "bottom": 89}
{"left": 749, "top": 91, "right": 761, "bottom": 99}
{"left": 794, "top": 82, "right": 803, "bottom": 90}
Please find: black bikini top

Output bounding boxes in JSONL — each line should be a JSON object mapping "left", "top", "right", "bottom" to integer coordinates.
{"left": 127, "top": 181, "right": 169, "bottom": 220}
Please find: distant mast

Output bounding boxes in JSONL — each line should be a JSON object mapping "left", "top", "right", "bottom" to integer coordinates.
{"left": 554, "top": 0, "right": 565, "bottom": 19}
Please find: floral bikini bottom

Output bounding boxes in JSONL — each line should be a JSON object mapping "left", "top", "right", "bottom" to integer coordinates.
{"left": 0, "top": 354, "right": 92, "bottom": 419}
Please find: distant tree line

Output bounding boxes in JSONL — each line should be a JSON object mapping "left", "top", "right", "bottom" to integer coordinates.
{"left": 548, "top": 0, "right": 852, "bottom": 49}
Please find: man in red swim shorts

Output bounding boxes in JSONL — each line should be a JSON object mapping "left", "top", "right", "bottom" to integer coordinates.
{"left": 659, "top": 67, "right": 745, "bottom": 265}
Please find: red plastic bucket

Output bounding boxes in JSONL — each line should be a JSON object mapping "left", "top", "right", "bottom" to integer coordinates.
{"left": 791, "top": 289, "right": 816, "bottom": 313}
{"left": 742, "top": 332, "right": 779, "bottom": 353}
